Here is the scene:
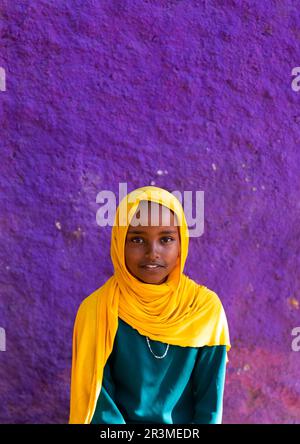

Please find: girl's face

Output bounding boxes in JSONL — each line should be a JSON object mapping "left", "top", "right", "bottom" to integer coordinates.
{"left": 125, "top": 201, "right": 181, "bottom": 285}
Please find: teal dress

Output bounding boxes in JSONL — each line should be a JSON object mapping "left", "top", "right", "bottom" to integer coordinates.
{"left": 91, "top": 317, "right": 227, "bottom": 424}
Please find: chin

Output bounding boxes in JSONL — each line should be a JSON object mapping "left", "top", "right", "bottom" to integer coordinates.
{"left": 141, "top": 276, "right": 168, "bottom": 285}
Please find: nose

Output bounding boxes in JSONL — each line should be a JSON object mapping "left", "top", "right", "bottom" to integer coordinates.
{"left": 145, "top": 241, "right": 160, "bottom": 259}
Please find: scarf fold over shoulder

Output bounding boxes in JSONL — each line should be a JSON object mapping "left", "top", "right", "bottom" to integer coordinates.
{"left": 69, "top": 186, "right": 231, "bottom": 424}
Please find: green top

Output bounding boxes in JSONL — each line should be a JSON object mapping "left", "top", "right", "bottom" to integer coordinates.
{"left": 91, "top": 317, "right": 227, "bottom": 424}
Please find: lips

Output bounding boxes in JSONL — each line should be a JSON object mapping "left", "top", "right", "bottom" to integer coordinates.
{"left": 140, "top": 263, "right": 164, "bottom": 267}
{"left": 140, "top": 263, "right": 164, "bottom": 271}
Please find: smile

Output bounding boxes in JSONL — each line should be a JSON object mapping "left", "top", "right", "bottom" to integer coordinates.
{"left": 141, "top": 265, "right": 163, "bottom": 271}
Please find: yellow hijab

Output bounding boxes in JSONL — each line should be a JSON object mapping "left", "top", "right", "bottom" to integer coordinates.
{"left": 69, "top": 186, "right": 231, "bottom": 424}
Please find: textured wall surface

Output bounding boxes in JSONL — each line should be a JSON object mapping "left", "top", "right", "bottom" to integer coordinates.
{"left": 1, "top": 0, "right": 300, "bottom": 424}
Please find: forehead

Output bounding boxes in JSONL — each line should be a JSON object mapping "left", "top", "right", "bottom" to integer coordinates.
{"left": 129, "top": 200, "right": 178, "bottom": 227}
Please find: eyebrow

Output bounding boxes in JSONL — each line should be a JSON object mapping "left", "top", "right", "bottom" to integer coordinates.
{"left": 127, "top": 229, "right": 178, "bottom": 235}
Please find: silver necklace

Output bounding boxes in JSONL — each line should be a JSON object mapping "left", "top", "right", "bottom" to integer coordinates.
{"left": 146, "top": 336, "right": 169, "bottom": 359}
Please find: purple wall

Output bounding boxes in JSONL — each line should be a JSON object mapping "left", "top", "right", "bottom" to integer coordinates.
{"left": 1, "top": 0, "right": 300, "bottom": 423}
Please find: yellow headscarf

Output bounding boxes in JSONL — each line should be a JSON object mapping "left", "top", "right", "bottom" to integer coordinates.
{"left": 69, "top": 186, "right": 231, "bottom": 424}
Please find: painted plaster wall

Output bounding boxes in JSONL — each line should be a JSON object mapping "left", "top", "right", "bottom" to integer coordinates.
{"left": 0, "top": 0, "right": 300, "bottom": 423}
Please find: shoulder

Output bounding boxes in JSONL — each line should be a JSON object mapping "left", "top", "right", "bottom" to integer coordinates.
{"left": 74, "top": 279, "right": 110, "bottom": 324}
{"left": 199, "top": 285, "right": 221, "bottom": 302}
{"left": 76, "top": 288, "right": 98, "bottom": 315}
{"left": 191, "top": 279, "right": 228, "bottom": 325}
{"left": 72, "top": 284, "right": 106, "bottom": 341}
{"left": 183, "top": 274, "right": 224, "bottom": 309}
{"left": 192, "top": 279, "right": 224, "bottom": 311}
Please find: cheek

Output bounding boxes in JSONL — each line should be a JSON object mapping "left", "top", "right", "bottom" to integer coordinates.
{"left": 175, "top": 243, "right": 181, "bottom": 261}
{"left": 125, "top": 245, "right": 142, "bottom": 264}
{"left": 166, "top": 244, "right": 180, "bottom": 262}
{"left": 124, "top": 245, "right": 131, "bottom": 263}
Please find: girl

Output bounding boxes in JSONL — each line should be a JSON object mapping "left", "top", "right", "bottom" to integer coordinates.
{"left": 69, "top": 186, "right": 231, "bottom": 424}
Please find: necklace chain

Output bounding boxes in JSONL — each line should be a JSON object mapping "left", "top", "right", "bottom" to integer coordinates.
{"left": 146, "top": 336, "right": 169, "bottom": 359}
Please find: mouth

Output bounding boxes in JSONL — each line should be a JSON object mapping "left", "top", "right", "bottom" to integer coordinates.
{"left": 140, "top": 264, "right": 164, "bottom": 272}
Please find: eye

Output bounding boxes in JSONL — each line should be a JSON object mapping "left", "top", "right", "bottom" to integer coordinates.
{"left": 161, "top": 236, "right": 175, "bottom": 243}
{"left": 128, "top": 236, "right": 175, "bottom": 244}
{"left": 130, "top": 237, "right": 144, "bottom": 244}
